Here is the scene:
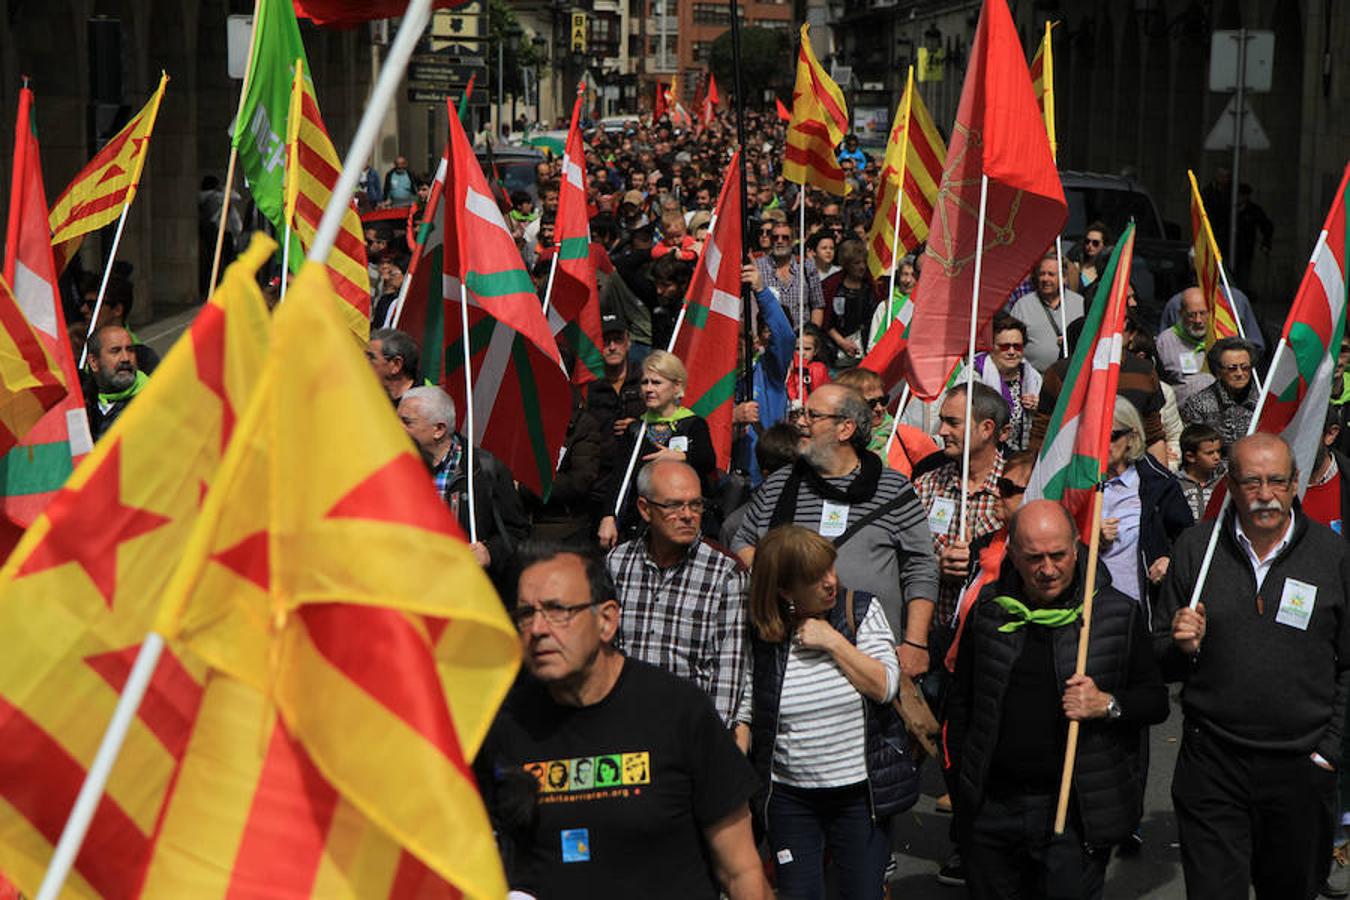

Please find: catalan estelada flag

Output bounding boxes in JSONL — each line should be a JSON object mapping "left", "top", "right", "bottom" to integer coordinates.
{"left": 47, "top": 73, "right": 168, "bottom": 271}
{"left": 0, "top": 237, "right": 273, "bottom": 898}
{"left": 1187, "top": 169, "right": 1241, "bottom": 344}
{"left": 154, "top": 259, "right": 518, "bottom": 899}
{"left": 783, "top": 24, "right": 850, "bottom": 197}
{"left": 864, "top": 66, "right": 946, "bottom": 280}
{"left": 284, "top": 57, "right": 371, "bottom": 341}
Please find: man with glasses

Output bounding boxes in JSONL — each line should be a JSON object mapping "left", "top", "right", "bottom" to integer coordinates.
{"left": 606, "top": 460, "right": 750, "bottom": 726}
{"left": 478, "top": 542, "right": 768, "bottom": 899}
{"left": 755, "top": 221, "right": 825, "bottom": 332}
{"left": 1009, "top": 253, "right": 1085, "bottom": 373}
{"left": 1180, "top": 336, "right": 1260, "bottom": 452}
{"left": 1158, "top": 433, "right": 1350, "bottom": 900}
{"left": 733, "top": 384, "right": 939, "bottom": 680}
{"left": 1157, "top": 287, "right": 1216, "bottom": 405}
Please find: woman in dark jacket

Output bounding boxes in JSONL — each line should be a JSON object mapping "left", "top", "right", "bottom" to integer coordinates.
{"left": 819, "top": 239, "right": 883, "bottom": 369}
{"left": 1099, "top": 398, "right": 1195, "bottom": 611}
{"left": 734, "top": 525, "right": 916, "bottom": 900}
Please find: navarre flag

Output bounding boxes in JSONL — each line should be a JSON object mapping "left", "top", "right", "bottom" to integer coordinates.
{"left": 47, "top": 73, "right": 168, "bottom": 271}
{"left": 284, "top": 57, "right": 372, "bottom": 340}
{"left": 783, "top": 24, "right": 850, "bottom": 197}
{"left": 671, "top": 153, "right": 744, "bottom": 470}
{"left": 1187, "top": 169, "right": 1241, "bottom": 344}
{"left": 154, "top": 259, "right": 518, "bottom": 899}
{"left": 0, "top": 238, "right": 273, "bottom": 898}
{"left": 1254, "top": 163, "right": 1350, "bottom": 495}
{"left": 1029, "top": 21, "right": 1057, "bottom": 158}
{"left": 0, "top": 274, "right": 66, "bottom": 457}
{"left": 897, "top": 0, "right": 1067, "bottom": 400}
{"left": 547, "top": 92, "right": 605, "bottom": 385}
{"left": 393, "top": 152, "right": 449, "bottom": 383}
{"left": 1024, "top": 221, "right": 1137, "bottom": 535}
{"left": 864, "top": 66, "right": 946, "bottom": 280}
{"left": 234, "top": 0, "right": 309, "bottom": 265}
{"left": 441, "top": 100, "right": 571, "bottom": 498}
{"left": 1, "top": 86, "right": 92, "bottom": 550}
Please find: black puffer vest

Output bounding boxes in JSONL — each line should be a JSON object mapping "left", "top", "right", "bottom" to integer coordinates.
{"left": 747, "top": 589, "right": 919, "bottom": 828}
{"left": 953, "top": 560, "right": 1142, "bottom": 845}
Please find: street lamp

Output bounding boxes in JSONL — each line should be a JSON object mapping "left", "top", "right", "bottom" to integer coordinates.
{"left": 507, "top": 22, "right": 523, "bottom": 130}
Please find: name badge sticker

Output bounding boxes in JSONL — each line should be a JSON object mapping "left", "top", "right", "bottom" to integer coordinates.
{"left": 668, "top": 436, "right": 690, "bottom": 453}
{"left": 928, "top": 496, "right": 957, "bottom": 537}
{"left": 561, "top": 828, "right": 591, "bottom": 863}
{"left": 1276, "top": 577, "right": 1317, "bottom": 631}
{"left": 819, "top": 500, "right": 849, "bottom": 538}
{"left": 1180, "top": 350, "right": 1203, "bottom": 375}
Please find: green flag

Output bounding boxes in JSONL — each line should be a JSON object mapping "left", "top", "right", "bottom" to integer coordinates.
{"left": 232, "top": 0, "right": 308, "bottom": 240}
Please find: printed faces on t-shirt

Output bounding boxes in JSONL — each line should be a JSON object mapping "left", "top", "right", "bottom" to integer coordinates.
{"left": 523, "top": 751, "right": 652, "bottom": 799}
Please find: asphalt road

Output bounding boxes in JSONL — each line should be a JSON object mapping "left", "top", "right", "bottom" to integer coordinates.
{"left": 888, "top": 690, "right": 1188, "bottom": 899}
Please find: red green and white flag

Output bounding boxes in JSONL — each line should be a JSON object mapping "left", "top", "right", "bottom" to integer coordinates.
{"left": 671, "top": 152, "right": 743, "bottom": 471}
{"left": 546, "top": 91, "right": 604, "bottom": 385}
{"left": 1024, "top": 220, "right": 1137, "bottom": 535}
{"left": 440, "top": 100, "right": 570, "bottom": 498}
{"left": 1256, "top": 163, "right": 1350, "bottom": 495}
{"left": 391, "top": 149, "right": 448, "bottom": 381}
{"left": 0, "top": 87, "right": 92, "bottom": 552}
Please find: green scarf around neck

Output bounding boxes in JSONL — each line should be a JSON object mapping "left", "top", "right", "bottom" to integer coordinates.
{"left": 641, "top": 406, "right": 695, "bottom": 426}
{"left": 98, "top": 369, "right": 148, "bottom": 405}
{"left": 990, "top": 594, "right": 1083, "bottom": 632}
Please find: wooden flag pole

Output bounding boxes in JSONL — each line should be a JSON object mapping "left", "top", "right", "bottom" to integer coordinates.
{"left": 77, "top": 202, "right": 133, "bottom": 369}
{"left": 958, "top": 173, "right": 990, "bottom": 543}
{"left": 1052, "top": 485, "right": 1105, "bottom": 834}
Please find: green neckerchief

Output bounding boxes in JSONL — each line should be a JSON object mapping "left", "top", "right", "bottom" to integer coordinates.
{"left": 1170, "top": 322, "right": 1207, "bottom": 351}
{"left": 990, "top": 594, "right": 1083, "bottom": 632}
{"left": 1334, "top": 371, "right": 1350, "bottom": 406}
{"left": 509, "top": 208, "right": 539, "bottom": 223}
{"left": 98, "top": 369, "right": 148, "bottom": 405}
{"left": 640, "top": 406, "right": 696, "bottom": 427}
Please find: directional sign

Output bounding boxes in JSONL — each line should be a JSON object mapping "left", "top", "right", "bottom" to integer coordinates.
{"left": 1209, "top": 30, "right": 1275, "bottom": 93}
{"left": 407, "top": 86, "right": 489, "bottom": 106}
{"left": 408, "top": 62, "right": 486, "bottom": 86}
{"left": 1204, "top": 94, "right": 1270, "bottom": 151}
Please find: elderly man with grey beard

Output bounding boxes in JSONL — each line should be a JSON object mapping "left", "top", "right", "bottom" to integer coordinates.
{"left": 86, "top": 324, "right": 146, "bottom": 440}
{"left": 733, "top": 383, "right": 939, "bottom": 680}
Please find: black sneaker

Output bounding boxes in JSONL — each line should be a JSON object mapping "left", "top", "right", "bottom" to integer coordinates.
{"left": 1116, "top": 827, "right": 1144, "bottom": 856}
{"left": 936, "top": 851, "right": 966, "bottom": 887}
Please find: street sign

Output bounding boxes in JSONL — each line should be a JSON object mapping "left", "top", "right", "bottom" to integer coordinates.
{"left": 1209, "top": 30, "right": 1274, "bottom": 92}
{"left": 571, "top": 12, "right": 588, "bottom": 52}
{"left": 407, "top": 86, "right": 488, "bottom": 106}
{"left": 1204, "top": 94, "right": 1270, "bottom": 151}
{"left": 408, "top": 62, "right": 486, "bottom": 86}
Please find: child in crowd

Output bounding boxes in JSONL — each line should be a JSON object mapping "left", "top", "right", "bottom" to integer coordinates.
{"left": 786, "top": 328, "right": 830, "bottom": 405}
{"left": 1176, "top": 422, "right": 1225, "bottom": 521}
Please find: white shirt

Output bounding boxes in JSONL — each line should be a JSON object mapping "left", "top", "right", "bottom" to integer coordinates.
{"left": 1234, "top": 511, "right": 1296, "bottom": 592}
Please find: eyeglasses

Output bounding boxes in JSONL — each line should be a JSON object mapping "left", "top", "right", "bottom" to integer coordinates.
{"left": 1110, "top": 427, "right": 1133, "bottom": 441}
{"left": 1084, "top": 238, "right": 1103, "bottom": 247}
{"left": 864, "top": 396, "right": 887, "bottom": 409}
{"left": 643, "top": 497, "right": 705, "bottom": 516}
{"left": 995, "top": 341, "right": 1024, "bottom": 352}
{"left": 1233, "top": 473, "right": 1294, "bottom": 492}
{"left": 803, "top": 408, "right": 844, "bottom": 423}
{"left": 996, "top": 477, "right": 1027, "bottom": 499}
{"left": 1218, "top": 362, "right": 1252, "bottom": 373}
{"left": 510, "top": 600, "right": 600, "bottom": 630}
{"left": 771, "top": 234, "right": 794, "bottom": 243}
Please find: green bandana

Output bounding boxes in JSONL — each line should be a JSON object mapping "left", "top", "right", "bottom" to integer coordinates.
{"left": 1170, "top": 322, "right": 1207, "bottom": 350}
{"left": 640, "top": 406, "right": 696, "bottom": 427}
{"left": 990, "top": 594, "right": 1083, "bottom": 632}
{"left": 97, "top": 369, "right": 148, "bottom": 406}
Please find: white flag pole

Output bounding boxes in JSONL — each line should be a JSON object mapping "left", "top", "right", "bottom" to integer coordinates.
{"left": 77, "top": 203, "right": 132, "bottom": 370}
{"left": 37, "top": 10, "right": 435, "bottom": 896}
{"left": 280, "top": 222, "right": 292, "bottom": 300}
{"left": 958, "top": 174, "right": 990, "bottom": 544}
{"left": 1054, "top": 236, "right": 1069, "bottom": 358}
{"left": 1215, "top": 259, "right": 1263, "bottom": 393}
{"left": 797, "top": 198, "right": 807, "bottom": 401}
{"left": 613, "top": 303, "right": 690, "bottom": 516}
{"left": 882, "top": 382, "right": 911, "bottom": 460}
{"left": 459, "top": 280, "right": 479, "bottom": 543}
{"left": 540, "top": 252, "right": 561, "bottom": 319}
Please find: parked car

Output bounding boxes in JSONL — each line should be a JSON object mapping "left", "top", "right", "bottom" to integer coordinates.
{"left": 475, "top": 146, "right": 545, "bottom": 203}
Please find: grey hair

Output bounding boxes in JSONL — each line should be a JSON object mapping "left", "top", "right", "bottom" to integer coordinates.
{"left": 1206, "top": 335, "right": 1259, "bottom": 373}
{"left": 371, "top": 327, "right": 420, "bottom": 379}
{"left": 833, "top": 387, "right": 874, "bottom": 453}
{"left": 402, "top": 385, "right": 456, "bottom": 432}
{"left": 1111, "top": 397, "right": 1146, "bottom": 465}
{"left": 944, "top": 381, "right": 1011, "bottom": 433}
{"left": 635, "top": 459, "right": 697, "bottom": 500}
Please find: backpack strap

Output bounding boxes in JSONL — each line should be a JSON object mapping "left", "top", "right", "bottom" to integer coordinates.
{"left": 832, "top": 486, "right": 916, "bottom": 550}
{"left": 843, "top": 589, "right": 857, "bottom": 639}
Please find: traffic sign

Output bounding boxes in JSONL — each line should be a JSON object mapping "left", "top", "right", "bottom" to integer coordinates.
{"left": 1204, "top": 94, "right": 1270, "bottom": 151}
{"left": 1209, "top": 30, "right": 1274, "bottom": 92}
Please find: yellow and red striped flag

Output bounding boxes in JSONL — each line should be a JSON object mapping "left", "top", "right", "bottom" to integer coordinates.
{"left": 47, "top": 73, "right": 168, "bottom": 271}
{"left": 0, "top": 236, "right": 273, "bottom": 898}
{"left": 783, "top": 24, "right": 850, "bottom": 196}
{"left": 283, "top": 57, "right": 372, "bottom": 341}
{"left": 153, "top": 259, "right": 518, "bottom": 898}
{"left": 865, "top": 66, "right": 947, "bottom": 280}
{"left": 1029, "top": 21, "right": 1057, "bottom": 159}
{"left": 1187, "top": 169, "right": 1240, "bottom": 343}
{"left": 0, "top": 274, "right": 66, "bottom": 456}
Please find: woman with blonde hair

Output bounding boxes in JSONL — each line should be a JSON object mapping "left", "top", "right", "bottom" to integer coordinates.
{"left": 735, "top": 525, "right": 917, "bottom": 899}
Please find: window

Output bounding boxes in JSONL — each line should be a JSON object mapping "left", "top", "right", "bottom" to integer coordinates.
{"left": 692, "top": 3, "right": 729, "bottom": 24}
{"left": 753, "top": 17, "right": 790, "bottom": 29}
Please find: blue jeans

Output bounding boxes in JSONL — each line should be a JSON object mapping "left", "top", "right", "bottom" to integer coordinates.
{"left": 766, "top": 781, "right": 890, "bottom": 900}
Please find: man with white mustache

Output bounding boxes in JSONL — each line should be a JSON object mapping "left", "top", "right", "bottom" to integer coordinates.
{"left": 1156, "top": 433, "right": 1350, "bottom": 899}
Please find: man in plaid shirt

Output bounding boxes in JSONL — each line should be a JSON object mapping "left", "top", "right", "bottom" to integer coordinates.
{"left": 913, "top": 382, "right": 1009, "bottom": 625}
{"left": 607, "top": 460, "right": 749, "bottom": 726}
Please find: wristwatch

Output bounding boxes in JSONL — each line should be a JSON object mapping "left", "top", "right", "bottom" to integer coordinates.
{"left": 1105, "top": 695, "right": 1122, "bottom": 720}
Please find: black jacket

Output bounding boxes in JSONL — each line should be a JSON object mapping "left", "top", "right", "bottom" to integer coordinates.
{"left": 439, "top": 440, "right": 531, "bottom": 601}
{"left": 520, "top": 402, "right": 609, "bottom": 542}
{"left": 945, "top": 554, "right": 1168, "bottom": 846}
{"left": 1154, "top": 508, "right": 1350, "bottom": 764}
{"left": 1133, "top": 453, "right": 1195, "bottom": 604}
{"left": 747, "top": 589, "right": 918, "bottom": 830}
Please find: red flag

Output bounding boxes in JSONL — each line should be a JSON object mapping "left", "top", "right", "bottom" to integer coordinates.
{"left": 896, "top": 0, "right": 1067, "bottom": 400}
{"left": 292, "top": 0, "right": 467, "bottom": 25}
{"left": 654, "top": 81, "right": 668, "bottom": 120}
{"left": 775, "top": 97, "right": 791, "bottom": 122}
{"left": 671, "top": 153, "right": 744, "bottom": 470}
{"left": 549, "top": 92, "right": 605, "bottom": 385}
